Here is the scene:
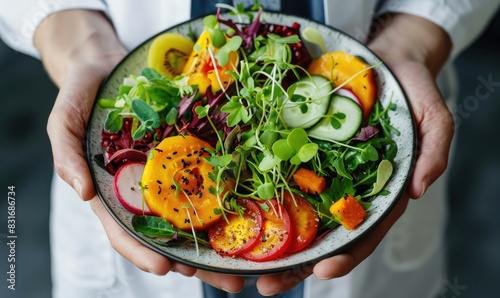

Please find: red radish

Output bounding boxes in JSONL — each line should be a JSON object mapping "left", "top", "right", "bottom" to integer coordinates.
{"left": 335, "top": 88, "right": 361, "bottom": 106}
{"left": 113, "top": 162, "right": 153, "bottom": 215}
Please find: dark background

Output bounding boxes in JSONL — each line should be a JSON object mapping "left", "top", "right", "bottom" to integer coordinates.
{"left": 1, "top": 12, "right": 499, "bottom": 298}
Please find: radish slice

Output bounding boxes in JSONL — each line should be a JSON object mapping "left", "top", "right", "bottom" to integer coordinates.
{"left": 113, "top": 162, "right": 153, "bottom": 215}
{"left": 335, "top": 88, "right": 361, "bottom": 106}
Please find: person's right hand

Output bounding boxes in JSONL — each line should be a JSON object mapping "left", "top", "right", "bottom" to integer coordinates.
{"left": 35, "top": 9, "right": 246, "bottom": 293}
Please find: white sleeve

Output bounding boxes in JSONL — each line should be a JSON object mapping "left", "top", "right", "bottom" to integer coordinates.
{"left": 377, "top": 0, "right": 500, "bottom": 59}
{"left": 0, "top": 0, "right": 107, "bottom": 58}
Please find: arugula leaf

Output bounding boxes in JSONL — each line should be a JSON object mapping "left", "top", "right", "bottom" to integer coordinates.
{"left": 132, "top": 215, "right": 210, "bottom": 246}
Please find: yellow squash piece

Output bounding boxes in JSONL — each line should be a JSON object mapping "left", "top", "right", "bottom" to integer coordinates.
{"left": 147, "top": 33, "right": 194, "bottom": 78}
{"left": 182, "top": 30, "right": 239, "bottom": 96}
{"left": 141, "top": 135, "right": 224, "bottom": 231}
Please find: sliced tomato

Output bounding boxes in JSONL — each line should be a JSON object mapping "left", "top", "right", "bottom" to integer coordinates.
{"left": 282, "top": 192, "right": 319, "bottom": 253}
{"left": 241, "top": 199, "right": 292, "bottom": 262}
{"left": 208, "top": 199, "right": 264, "bottom": 256}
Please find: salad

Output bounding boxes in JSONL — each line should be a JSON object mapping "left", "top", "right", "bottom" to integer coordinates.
{"left": 97, "top": 4, "right": 399, "bottom": 262}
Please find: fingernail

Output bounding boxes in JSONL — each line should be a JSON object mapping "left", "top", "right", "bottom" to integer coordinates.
{"left": 419, "top": 177, "right": 430, "bottom": 198}
{"left": 221, "top": 287, "right": 241, "bottom": 294}
{"left": 73, "top": 178, "right": 83, "bottom": 198}
{"left": 147, "top": 268, "right": 164, "bottom": 276}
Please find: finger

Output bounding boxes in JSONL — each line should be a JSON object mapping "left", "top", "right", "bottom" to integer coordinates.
{"left": 194, "top": 270, "right": 245, "bottom": 293}
{"left": 89, "top": 197, "right": 173, "bottom": 275}
{"left": 256, "top": 267, "right": 313, "bottom": 296}
{"left": 171, "top": 262, "right": 197, "bottom": 277}
{"left": 313, "top": 194, "right": 410, "bottom": 279}
{"left": 395, "top": 65, "right": 454, "bottom": 198}
{"left": 47, "top": 66, "right": 108, "bottom": 201}
{"left": 408, "top": 96, "right": 454, "bottom": 199}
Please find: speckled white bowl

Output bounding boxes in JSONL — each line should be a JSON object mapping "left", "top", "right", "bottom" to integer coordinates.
{"left": 87, "top": 12, "right": 415, "bottom": 275}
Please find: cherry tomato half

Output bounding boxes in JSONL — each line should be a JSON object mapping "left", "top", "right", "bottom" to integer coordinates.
{"left": 241, "top": 199, "right": 292, "bottom": 262}
{"left": 282, "top": 192, "right": 319, "bottom": 253}
{"left": 208, "top": 199, "right": 263, "bottom": 256}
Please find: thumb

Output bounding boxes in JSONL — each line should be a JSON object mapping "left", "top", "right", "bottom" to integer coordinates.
{"left": 47, "top": 65, "right": 108, "bottom": 200}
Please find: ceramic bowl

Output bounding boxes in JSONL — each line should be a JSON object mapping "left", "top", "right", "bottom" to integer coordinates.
{"left": 87, "top": 11, "right": 415, "bottom": 275}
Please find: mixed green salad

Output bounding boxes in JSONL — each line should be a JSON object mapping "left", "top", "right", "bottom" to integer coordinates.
{"left": 96, "top": 3, "right": 399, "bottom": 261}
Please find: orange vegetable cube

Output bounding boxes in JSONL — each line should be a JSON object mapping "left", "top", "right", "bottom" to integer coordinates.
{"left": 292, "top": 168, "right": 326, "bottom": 194}
{"left": 329, "top": 194, "right": 366, "bottom": 230}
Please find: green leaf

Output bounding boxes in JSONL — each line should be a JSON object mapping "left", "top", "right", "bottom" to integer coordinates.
{"left": 165, "top": 108, "right": 178, "bottom": 125}
{"left": 272, "top": 139, "right": 295, "bottom": 161}
{"left": 104, "top": 109, "right": 123, "bottom": 132}
{"left": 148, "top": 87, "right": 170, "bottom": 106}
{"left": 141, "top": 67, "right": 162, "bottom": 80}
{"left": 258, "top": 202, "right": 270, "bottom": 212}
{"left": 290, "top": 155, "right": 302, "bottom": 165}
{"left": 298, "top": 143, "right": 318, "bottom": 162}
{"left": 361, "top": 145, "right": 379, "bottom": 162}
{"left": 286, "top": 84, "right": 297, "bottom": 100}
{"left": 132, "top": 215, "right": 177, "bottom": 238}
{"left": 195, "top": 105, "right": 210, "bottom": 118}
{"left": 287, "top": 128, "right": 308, "bottom": 152}
{"left": 260, "top": 130, "right": 278, "bottom": 149}
{"left": 132, "top": 123, "right": 147, "bottom": 140}
{"left": 290, "top": 94, "right": 307, "bottom": 103}
{"left": 384, "top": 142, "right": 398, "bottom": 161}
{"left": 257, "top": 183, "right": 275, "bottom": 200}
{"left": 132, "top": 215, "right": 210, "bottom": 246}
{"left": 333, "top": 112, "right": 346, "bottom": 120}
{"left": 131, "top": 99, "right": 160, "bottom": 128}
{"left": 330, "top": 117, "right": 341, "bottom": 129}
{"left": 203, "top": 15, "right": 218, "bottom": 29}
{"left": 333, "top": 158, "right": 352, "bottom": 180}
{"left": 361, "top": 160, "right": 394, "bottom": 198}
{"left": 258, "top": 153, "right": 279, "bottom": 172}
{"left": 354, "top": 195, "right": 372, "bottom": 210}
{"left": 326, "top": 178, "right": 355, "bottom": 203}
{"left": 221, "top": 100, "right": 249, "bottom": 127}
{"left": 214, "top": 36, "right": 242, "bottom": 67}
{"left": 209, "top": 28, "right": 226, "bottom": 47}
{"left": 267, "top": 33, "right": 301, "bottom": 44}
{"left": 207, "top": 154, "right": 233, "bottom": 167}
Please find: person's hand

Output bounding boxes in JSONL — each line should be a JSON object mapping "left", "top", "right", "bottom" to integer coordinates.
{"left": 251, "top": 13, "right": 454, "bottom": 296}
{"left": 35, "top": 9, "right": 247, "bottom": 293}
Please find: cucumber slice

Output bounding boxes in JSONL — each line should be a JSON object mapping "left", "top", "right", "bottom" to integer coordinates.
{"left": 282, "top": 75, "right": 332, "bottom": 129}
{"left": 308, "top": 95, "right": 363, "bottom": 142}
